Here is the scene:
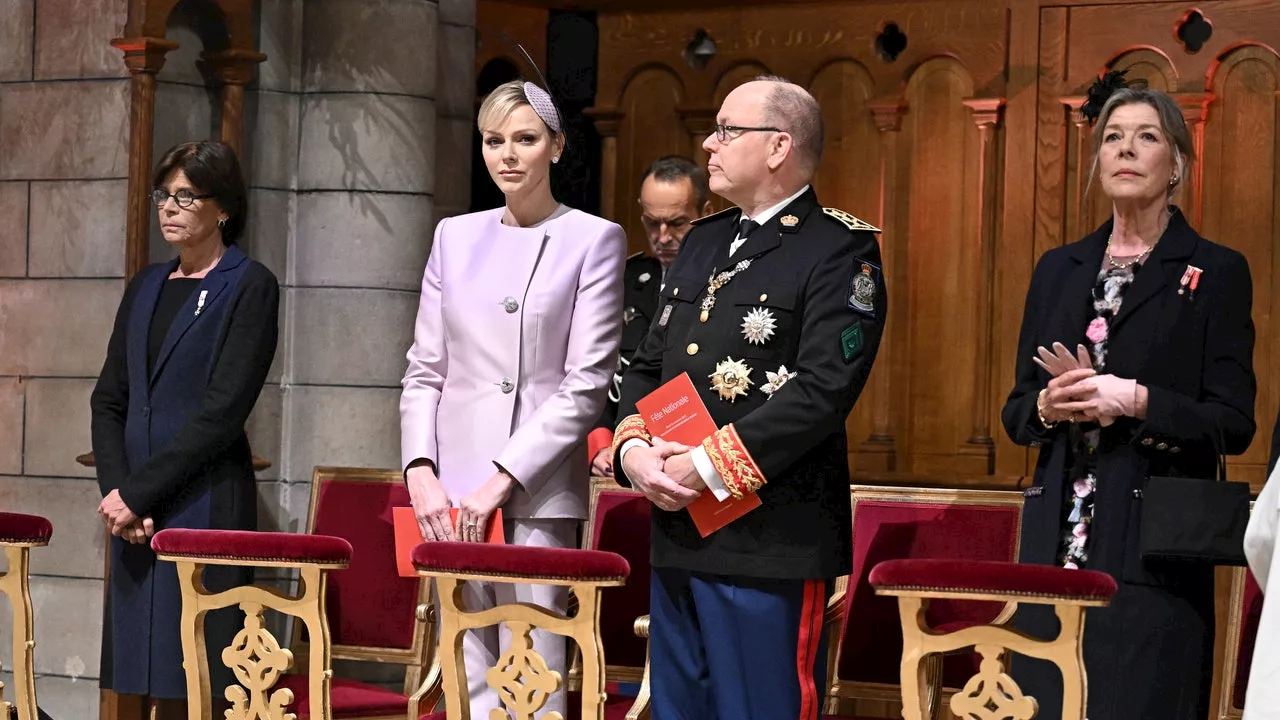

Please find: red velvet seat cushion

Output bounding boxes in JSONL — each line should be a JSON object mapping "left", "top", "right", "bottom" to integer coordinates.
{"left": 278, "top": 675, "right": 406, "bottom": 719}
{"left": 589, "top": 490, "right": 652, "bottom": 668}
{"left": 150, "top": 528, "right": 352, "bottom": 566}
{"left": 0, "top": 512, "right": 52, "bottom": 544}
{"left": 412, "top": 542, "right": 629, "bottom": 582}
{"left": 869, "top": 559, "right": 1117, "bottom": 601}
{"left": 1233, "top": 569, "right": 1264, "bottom": 709}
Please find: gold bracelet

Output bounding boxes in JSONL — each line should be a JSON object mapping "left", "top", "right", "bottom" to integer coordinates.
{"left": 1037, "top": 389, "right": 1058, "bottom": 429}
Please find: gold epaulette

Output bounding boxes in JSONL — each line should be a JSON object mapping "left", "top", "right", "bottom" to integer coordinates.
{"left": 625, "top": 250, "right": 644, "bottom": 261}
{"left": 822, "top": 207, "right": 881, "bottom": 233}
{"left": 691, "top": 207, "right": 739, "bottom": 226}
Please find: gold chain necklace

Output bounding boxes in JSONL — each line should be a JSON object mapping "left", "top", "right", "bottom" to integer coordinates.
{"left": 1105, "top": 236, "right": 1152, "bottom": 269}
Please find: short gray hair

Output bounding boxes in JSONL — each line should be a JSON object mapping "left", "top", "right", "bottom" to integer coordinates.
{"left": 753, "top": 75, "right": 824, "bottom": 173}
{"left": 1088, "top": 87, "right": 1194, "bottom": 199}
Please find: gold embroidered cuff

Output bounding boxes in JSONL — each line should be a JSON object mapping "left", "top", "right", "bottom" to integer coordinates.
{"left": 701, "top": 424, "right": 766, "bottom": 498}
{"left": 612, "top": 414, "right": 652, "bottom": 458}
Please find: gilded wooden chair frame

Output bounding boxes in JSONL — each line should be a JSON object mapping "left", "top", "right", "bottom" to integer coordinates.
{"left": 415, "top": 562, "right": 626, "bottom": 720}
{"left": 285, "top": 466, "right": 438, "bottom": 720}
{"left": 154, "top": 550, "right": 348, "bottom": 720}
{"left": 877, "top": 583, "right": 1108, "bottom": 720}
{"left": 823, "top": 485, "right": 1025, "bottom": 717}
{"left": 0, "top": 537, "right": 47, "bottom": 720}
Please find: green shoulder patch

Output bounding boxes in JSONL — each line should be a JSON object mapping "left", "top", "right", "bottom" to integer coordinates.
{"left": 840, "top": 323, "right": 864, "bottom": 363}
{"left": 822, "top": 207, "right": 881, "bottom": 233}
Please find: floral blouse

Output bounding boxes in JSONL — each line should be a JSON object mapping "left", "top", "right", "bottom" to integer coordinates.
{"left": 1058, "top": 259, "right": 1140, "bottom": 569}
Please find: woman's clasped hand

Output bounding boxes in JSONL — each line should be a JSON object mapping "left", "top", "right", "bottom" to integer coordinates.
{"left": 1033, "top": 342, "right": 1138, "bottom": 427}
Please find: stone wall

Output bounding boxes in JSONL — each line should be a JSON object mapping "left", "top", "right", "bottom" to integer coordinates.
{"left": 0, "top": 0, "right": 474, "bottom": 714}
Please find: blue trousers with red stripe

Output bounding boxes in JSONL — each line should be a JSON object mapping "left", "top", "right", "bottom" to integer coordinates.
{"left": 649, "top": 567, "right": 832, "bottom": 720}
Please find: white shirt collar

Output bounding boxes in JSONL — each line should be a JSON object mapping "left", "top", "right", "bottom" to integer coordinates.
{"left": 740, "top": 184, "right": 811, "bottom": 228}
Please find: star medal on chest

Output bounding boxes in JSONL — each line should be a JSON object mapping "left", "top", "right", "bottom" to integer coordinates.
{"left": 741, "top": 307, "right": 777, "bottom": 345}
{"left": 700, "top": 259, "right": 753, "bottom": 323}
{"left": 760, "top": 365, "right": 797, "bottom": 398}
{"left": 710, "top": 357, "right": 753, "bottom": 403}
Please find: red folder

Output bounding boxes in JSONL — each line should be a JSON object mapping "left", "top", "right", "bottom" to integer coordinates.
{"left": 392, "top": 507, "right": 505, "bottom": 578}
{"left": 635, "top": 372, "right": 762, "bottom": 537}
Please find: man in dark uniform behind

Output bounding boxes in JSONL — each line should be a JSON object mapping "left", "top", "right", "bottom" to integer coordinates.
{"left": 611, "top": 76, "right": 886, "bottom": 719}
{"left": 587, "top": 156, "right": 712, "bottom": 476}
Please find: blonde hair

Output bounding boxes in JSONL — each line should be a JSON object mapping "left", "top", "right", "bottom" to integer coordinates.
{"left": 477, "top": 80, "right": 562, "bottom": 137}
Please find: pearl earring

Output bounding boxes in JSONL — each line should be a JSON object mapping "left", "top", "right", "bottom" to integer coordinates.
{"left": 1169, "top": 174, "right": 1179, "bottom": 186}
{"left": 218, "top": 218, "right": 227, "bottom": 229}
{"left": 552, "top": 156, "right": 560, "bottom": 164}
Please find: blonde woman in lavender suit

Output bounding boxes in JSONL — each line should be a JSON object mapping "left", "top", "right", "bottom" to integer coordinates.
{"left": 399, "top": 79, "right": 625, "bottom": 715}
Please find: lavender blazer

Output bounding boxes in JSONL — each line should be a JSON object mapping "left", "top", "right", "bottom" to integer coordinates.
{"left": 400, "top": 205, "right": 626, "bottom": 519}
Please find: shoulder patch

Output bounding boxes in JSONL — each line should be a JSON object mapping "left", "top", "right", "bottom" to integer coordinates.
{"left": 691, "top": 206, "right": 739, "bottom": 226}
{"left": 822, "top": 207, "right": 881, "bottom": 233}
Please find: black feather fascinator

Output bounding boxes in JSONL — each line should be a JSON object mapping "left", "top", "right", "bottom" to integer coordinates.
{"left": 1081, "top": 69, "right": 1146, "bottom": 125}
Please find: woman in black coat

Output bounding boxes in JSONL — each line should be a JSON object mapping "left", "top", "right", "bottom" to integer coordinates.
{"left": 91, "top": 141, "right": 279, "bottom": 718}
{"left": 1001, "top": 78, "right": 1256, "bottom": 719}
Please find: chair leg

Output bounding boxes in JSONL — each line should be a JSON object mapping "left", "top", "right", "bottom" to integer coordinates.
{"left": 574, "top": 586, "right": 607, "bottom": 720}
{"left": 1053, "top": 605, "right": 1089, "bottom": 720}
{"left": 895, "top": 596, "right": 929, "bottom": 720}
{"left": 172, "top": 562, "right": 212, "bottom": 720}
{"left": 1, "top": 546, "right": 38, "bottom": 720}
{"left": 435, "top": 577, "right": 472, "bottom": 720}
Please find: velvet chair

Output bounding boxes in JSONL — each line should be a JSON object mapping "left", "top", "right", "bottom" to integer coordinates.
{"left": 276, "top": 467, "right": 438, "bottom": 720}
{"left": 822, "top": 486, "right": 1024, "bottom": 718}
{"left": 577, "top": 476, "right": 654, "bottom": 719}
{"left": 151, "top": 528, "right": 353, "bottom": 720}
{"left": 411, "top": 542, "right": 630, "bottom": 720}
{"left": 1217, "top": 563, "right": 1264, "bottom": 719}
{"left": 0, "top": 512, "right": 52, "bottom": 720}
{"left": 870, "top": 558, "right": 1117, "bottom": 720}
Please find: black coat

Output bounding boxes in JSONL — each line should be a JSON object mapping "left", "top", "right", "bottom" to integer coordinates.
{"left": 90, "top": 244, "right": 279, "bottom": 698}
{"left": 615, "top": 188, "right": 886, "bottom": 580}
{"left": 1001, "top": 207, "right": 1256, "bottom": 720}
{"left": 594, "top": 253, "right": 663, "bottom": 434}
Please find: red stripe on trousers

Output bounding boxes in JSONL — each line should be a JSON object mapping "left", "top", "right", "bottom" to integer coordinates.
{"left": 796, "top": 579, "right": 825, "bottom": 720}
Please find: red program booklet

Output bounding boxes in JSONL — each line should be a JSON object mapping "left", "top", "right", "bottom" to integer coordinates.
{"left": 635, "top": 372, "right": 762, "bottom": 537}
{"left": 392, "top": 507, "right": 505, "bottom": 578}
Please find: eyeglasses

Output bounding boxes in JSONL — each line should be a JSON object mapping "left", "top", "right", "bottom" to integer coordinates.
{"left": 713, "top": 124, "right": 784, "bottom": 143}
{"left": 151, "top": 188, "right": 214, "bottom": 209}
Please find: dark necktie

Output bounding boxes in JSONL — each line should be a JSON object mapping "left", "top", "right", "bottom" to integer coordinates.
{"left": 736, "top": 217, "right": 761, "bottom": 239}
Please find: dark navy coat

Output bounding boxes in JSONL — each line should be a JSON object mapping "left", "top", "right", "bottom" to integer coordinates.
{"left": 90, "top": 244, "right": 279, "bottom": 699}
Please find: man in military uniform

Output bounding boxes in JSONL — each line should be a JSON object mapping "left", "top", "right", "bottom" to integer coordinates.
{"left": 612, "top": 76, "right": 886, "bottom": 719}
{"left": 587, "top": 156, "right": 712, "bottom": 476}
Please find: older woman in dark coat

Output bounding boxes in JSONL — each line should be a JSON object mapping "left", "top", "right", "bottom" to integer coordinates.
{"left": 91, "top": 140, "right": 279, "bottom": 718}
{"left": 1001, "top": 78, "right": 1256, "bottom": 720}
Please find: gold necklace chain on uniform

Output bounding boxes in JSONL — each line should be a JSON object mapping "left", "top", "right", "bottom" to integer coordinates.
{"left": 699, "top": 259, "right": 753, "bottom": 323}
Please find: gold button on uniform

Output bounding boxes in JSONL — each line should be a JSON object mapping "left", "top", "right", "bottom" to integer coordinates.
{"left": 673, "top": 288, "right": 680, "bottom": 296}
{"left": 1156, "top": 442, "right": 1168, "bottom": 451}
{"left": 687, "top": 343, "right": 699, "bottom": 356}
{"left": 759, "top": 293, "right": 768, "bottom": 302}
{"left": 1141, "top": 437, "right": 1154, "bottom": 446}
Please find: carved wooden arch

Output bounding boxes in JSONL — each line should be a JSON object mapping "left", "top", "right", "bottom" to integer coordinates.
{"left": 1105, "top": 46, "right": 1180, "bottom": 92}
{"left": 111, "top": 0, "right": 266, "bottom": 278}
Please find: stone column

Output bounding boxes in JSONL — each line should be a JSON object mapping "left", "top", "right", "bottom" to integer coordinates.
{"left": 0, "top": 0, "right": 130, "bottom": 717}
{"left": 281, "top": 0, "right": 441, "bottom": 489}
{"left": 437, "top": 0, "right": 477, "bottom": 220}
